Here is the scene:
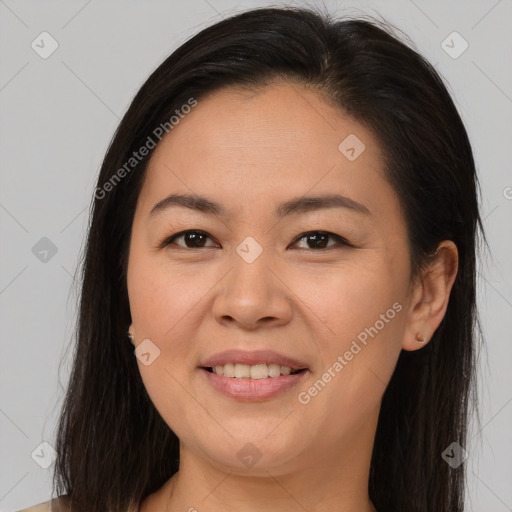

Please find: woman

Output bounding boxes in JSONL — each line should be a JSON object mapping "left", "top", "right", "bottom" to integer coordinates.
{"left": 20, "top": 5, "right": 486, "bottom": 512}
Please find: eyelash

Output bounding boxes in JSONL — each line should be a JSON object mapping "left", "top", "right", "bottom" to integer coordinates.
{"left": 158, "top": 230, "right": 354, "bottom": 252}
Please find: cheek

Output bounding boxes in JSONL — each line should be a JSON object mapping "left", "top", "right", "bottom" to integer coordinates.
{"left": 297, "top": 254, "right": 405, "bottom": 342}
{"left": 127, "top": 256, "right": 208, "bottom": 435}
{"left": 294, "top": 259, "right": 406, "bottom": 433}
{"left": 127, "top": 253, "right": 201, "bottom": 383}
{"left": 128, "top": 251, "right": 206, "bottom": 341}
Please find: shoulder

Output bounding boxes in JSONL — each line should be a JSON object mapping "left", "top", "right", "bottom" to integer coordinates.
{"left": 17, "top": 496, "right": 70, "bottom": 512}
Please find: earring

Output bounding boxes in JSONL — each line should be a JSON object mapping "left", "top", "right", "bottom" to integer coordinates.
{"left": 127, "top": 326, "right": 135, "bottom": 345}
{"left": 416, "top": 333, "right": 426, "bottom": 344}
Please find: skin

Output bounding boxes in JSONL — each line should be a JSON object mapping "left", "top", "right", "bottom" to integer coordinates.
{"left": 127, "top": 81, "right": 458, "bottom": 512}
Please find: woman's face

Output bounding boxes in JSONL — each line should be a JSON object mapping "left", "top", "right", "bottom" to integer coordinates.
{"left": 127, "top": 81, "right": 416, "bottom": 475}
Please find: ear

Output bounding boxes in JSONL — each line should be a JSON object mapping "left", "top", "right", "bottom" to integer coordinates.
{"left": 402, "top": 240, "right": 459, "bottom": 351}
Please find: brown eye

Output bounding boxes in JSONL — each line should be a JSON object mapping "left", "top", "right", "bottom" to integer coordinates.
{"left": 291, "top": 231, "right": 352, "bottom": 250}
{"left": 161, "top": 230, "right": 218, "bottom": 249}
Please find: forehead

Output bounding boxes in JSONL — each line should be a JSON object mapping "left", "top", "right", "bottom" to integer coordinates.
{"left": 138, "top": 82, "right": 399, "bottom": 223}
{"left": 154, "top": 82, "right": 373, "bottom": 164}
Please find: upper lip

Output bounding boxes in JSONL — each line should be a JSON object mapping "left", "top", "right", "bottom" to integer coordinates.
{"left": 199, "top": 349, "right": 309, "bottom": 371}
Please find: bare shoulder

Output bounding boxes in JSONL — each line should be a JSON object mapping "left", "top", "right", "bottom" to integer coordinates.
{"left": 17, "top": 496, "right": 70, "bottom": 512}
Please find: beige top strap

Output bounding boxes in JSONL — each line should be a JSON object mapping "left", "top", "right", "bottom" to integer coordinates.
{"left": 17, "top": 496, "right": 69, "bottom": 512}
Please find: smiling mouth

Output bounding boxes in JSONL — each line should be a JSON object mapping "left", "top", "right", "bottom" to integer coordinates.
{"left": 202, "top": 363, "right": 306, "bottom": 379}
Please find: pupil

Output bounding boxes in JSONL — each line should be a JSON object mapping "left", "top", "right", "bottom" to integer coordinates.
{"left": 308, "top": 233, "right": 327, "bottom": 249}
{"left": 186, "top": 232, "right": 205, "bottom": 248}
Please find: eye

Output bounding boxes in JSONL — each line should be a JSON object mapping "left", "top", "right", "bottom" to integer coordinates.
{"left": 290, "top": 231, "right": 354, "bottom": 251}
{"left": 159, "top": 230, "right": 218, "bottom": 250}
{"left": 159, "top": 230, "right": 353, "bottom": 251}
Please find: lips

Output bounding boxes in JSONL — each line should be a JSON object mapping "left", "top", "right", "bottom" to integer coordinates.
{"left": 201, "top": 365, "right": 309, "bottom": 401}
{"left": 199, "top": 349, "right": 309, "bottom": 371}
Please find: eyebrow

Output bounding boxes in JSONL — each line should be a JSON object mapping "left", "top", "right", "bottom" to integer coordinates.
{"left": 149, "top": 192, "right": 371, "bottom": 219}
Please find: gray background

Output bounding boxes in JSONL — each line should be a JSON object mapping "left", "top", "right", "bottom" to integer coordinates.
{"left": 1, "top": 0, "right": 511, "bottom": 510}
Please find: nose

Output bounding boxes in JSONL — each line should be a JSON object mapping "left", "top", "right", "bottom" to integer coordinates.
{"left": 211, "top": 251, "right": 293, "bottom": 331}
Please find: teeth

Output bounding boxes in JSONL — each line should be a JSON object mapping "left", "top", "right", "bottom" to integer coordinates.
{"left": 268, "top": 363, "right": 281, "bottom": 377}
{"left": 235, "top": 363, "right": 250, "bottom": 378}
{"left": 211, "top": 363, "right": 299, "bottom": 378}
{"left": 249, "top": 364, "right": 267, "bottom": 380}
{"left": 280, "top": 365, "right": 291, "bottom": 376}
{"left": 223, "top": 363, "right": 235, "bottom": 378}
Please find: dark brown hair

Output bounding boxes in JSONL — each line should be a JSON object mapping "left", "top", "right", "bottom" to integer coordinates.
{"left": 52, "top": 5, "right": 487, "bottom": 512}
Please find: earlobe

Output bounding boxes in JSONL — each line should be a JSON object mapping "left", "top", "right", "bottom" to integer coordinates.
{"left": 402, "top": 240, "right": 458, "bottom": 352}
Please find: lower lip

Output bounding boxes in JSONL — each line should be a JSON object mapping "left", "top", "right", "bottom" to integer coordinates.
{"left": 200, "top": 368, "right": 309, "bottom": 401}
